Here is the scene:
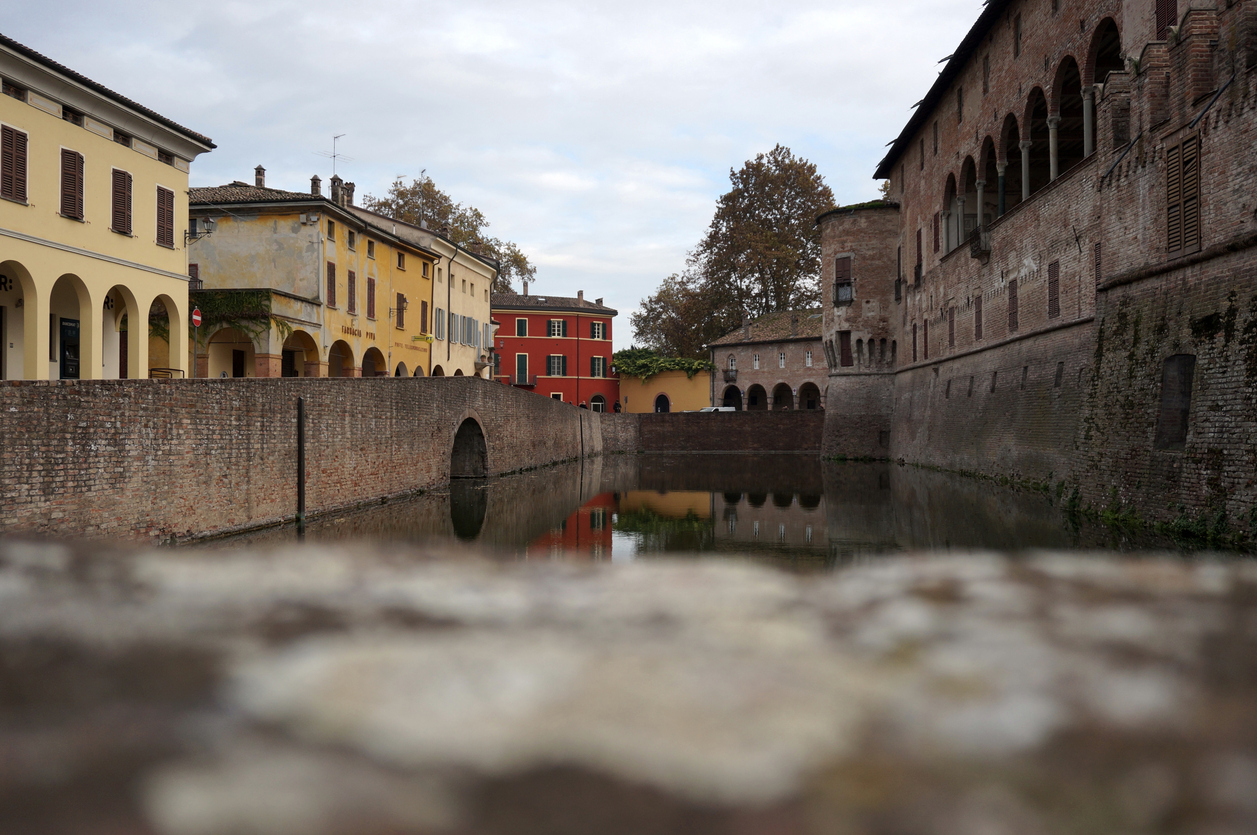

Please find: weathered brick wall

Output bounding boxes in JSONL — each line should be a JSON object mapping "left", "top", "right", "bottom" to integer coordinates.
{"left": 890, "top": 321, "right": 1095, "bottom": 485}
{"left": 823, "top": 374, "right": 894, "bottom": 459}
{"left": 0, "top": 377, "right": 606, "bottom": 542}
{"left": 1078, "top": 255, "right": 1257, "bottom": 522}
{"left": 598, "top": 413, "right": 641, "bottom": 455}
{"left": 637, "top": 412, "right": 823, "bottom": 452}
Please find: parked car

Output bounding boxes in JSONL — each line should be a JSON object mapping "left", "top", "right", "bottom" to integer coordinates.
{"left": 697, "top": 406, "right": 736, "bottom": 412}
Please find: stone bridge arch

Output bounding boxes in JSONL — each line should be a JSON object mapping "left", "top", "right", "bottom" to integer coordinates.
{"left": 451, "top": 410, "right": 488, "bottom": 478}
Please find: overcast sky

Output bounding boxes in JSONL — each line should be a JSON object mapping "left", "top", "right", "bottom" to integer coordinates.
{"left": 9, "top": 0, "right": 983, "bottom": 349}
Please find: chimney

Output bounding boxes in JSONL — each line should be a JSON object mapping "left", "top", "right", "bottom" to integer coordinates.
{"left": 311, "top": 175, "right": 321, "bottom": 196}
{"left": 255, "top": 165, "right": 265, "bottom": 188}
{"left": 329, "top": 175, "right": 343, "bottom": 206}
{"left": 791, "top": 313, "right": 799, "bottom": 337}
{"left": 522, "top": 281, "right": 529, "bottom": 296}
{"left": 595, "top": 298, "right": 603, "bottom": 306}
{"left": 344, "top": 182, "right": 355, "bottom": 206}
{"left": 577, "top": 290, "right": 584, "bottom": 301}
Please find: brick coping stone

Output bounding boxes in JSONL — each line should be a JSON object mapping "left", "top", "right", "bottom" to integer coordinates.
{"left": 1, "top": 540, "right": 1255, "bottom": 834}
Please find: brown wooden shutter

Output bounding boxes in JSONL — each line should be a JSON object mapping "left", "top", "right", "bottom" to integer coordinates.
{"left": 839, "top": 331, "right": 852, "bottom": 367}
{"left": 1156, "top": 0, "right": 1178, "bottom": 39}
{"left": 2, "top": 125, "right": 28, "bottom": 202}
{"left": 1047, "top": 260, "right": 1060, "bottom": 318}
{"left": 61, "top": 149, "right": 77, "bottom": 217}
{"left": 974, "top": 295, "right": 983, "bottom": 340}
{"left": 948, "top": 306, "right": 955, "bottom": 347}
{"left": 1181, "top": 135, "right": 1200, "bottom": 254}
{"left": 1166, "top": 142, "right": 1183, "bottom": 255}
{"left": 421, "top": 300, "right": 429, "bottom": 333}
{"left": 157, "top": 187, "right": 174, "bottom": 247}
{"left": 112, "top": 169, "right": 132, "bottom": 234}
{"left": 396, "top": 293, "right": 405, "bottom": 329}
{"left": 326, "top": 262, "right": 336, "bottom": 307}
{"left": 1094, "top": 242, "right": 1102, "bottom": 283}
{"left": 1008, "top": 279, "right": 1019, "bottom": 332}
{"left": 347, "top": 270, "right": 356, "bottom": 313}
{"left": 367, "top": 277, "right": 376, "bottom": 319}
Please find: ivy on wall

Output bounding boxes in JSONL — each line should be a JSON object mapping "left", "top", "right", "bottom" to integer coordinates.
{"left": 612, "top": 348, "right": 713, "bottom": 381}
{"left": 188, "top": 290, "right": 293, "bottom": 347}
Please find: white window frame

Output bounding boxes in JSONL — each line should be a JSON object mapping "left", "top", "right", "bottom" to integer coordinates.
{"left": 778, "top": 352, "right": 786, "bottom": 369}
{"left": 753, "top": 353, "right": 760, "bottom": 370}
{"left": 805, "top": 350, "right": 813, "bottom": 367}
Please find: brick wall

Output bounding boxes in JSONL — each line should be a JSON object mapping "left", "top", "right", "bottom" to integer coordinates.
{"left": 0, "top": 377, "right": 620, "bottom": 542}
{"left": 636, "top": 412, "right": 823, "bottom": 452}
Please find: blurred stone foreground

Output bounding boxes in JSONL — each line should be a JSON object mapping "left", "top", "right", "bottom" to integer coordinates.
{"left": 1, "top": 542, "right": 1256, "bottom": 835}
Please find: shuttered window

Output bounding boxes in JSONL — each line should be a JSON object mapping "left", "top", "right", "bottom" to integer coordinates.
{"left": 1094, "top": 242, "right": 1103, "bottom": 283}
{"left": 396, "top": 293, "right": 405, "bottom": 329}
{"left": 111, "top": 169, "right": 132, "bottom": 235}
{"left": 974, "top": 295, "right": 983, "bottom": 340}
{"left": 1047, "top": 260, "right": 1060, "bottom": 318}
{"left": 948, "top": 306, "right": 955, "bottom": 347}
{"left": 1166, "top": 134, "right": 1200, "bottom": 257}
{"left": 933, "top": 213, "right": 940, "bottom": 253}
{"left": 326, "top": 262, "right": 336, "bottom": 308}
{"left": 1, "top": 125, "right": 27, "bottom": 203}
{"left": 591, "top": 356, "right": 606, "bottom": 377}
{"left": 156, "top": 186, "right": 175, "bottom": 247}
{"left": 60, "top": 149, "right": 84, "bottom": 219}
{"left": 421, "top": 301, "right": 429, "bottom": 333}
{"left": 839, "top": 331, "right": 852, "bottom": 367}
{"left": 834, "top": 256, "right": 853, "bottom": 304}
{"left": 911, "top": 323, "right": 917, "bottom": 362}
{"left": 1156, "top": 0, "right": 1178, "bottom": 39}
{"left": 367, "top": 277, "right": 376, "bottom": 319}
{"left": 923, "top": 320, "right": 929, "bottom": 360}
{"left": 1008, "top": 278, "right": 1019, "bottom": 332}
{"left": 347, "top": 270, "right": 357, "bottom": 314}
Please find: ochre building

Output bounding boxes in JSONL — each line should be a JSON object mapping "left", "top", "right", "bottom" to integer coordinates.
{"left": 0, "top": 32, "right": 213, "bottom": 380}
{"left": 189, "top": 172, "right": 451, "bottom": 378}
{"left": 492, "top": 287, "right": 618, "bottom": 410}
{"left": 820, "top": 0, "right": 1257, "bottom": 523}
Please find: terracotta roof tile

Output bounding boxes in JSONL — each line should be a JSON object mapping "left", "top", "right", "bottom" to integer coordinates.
{"left": 190, "top": 183, "right": 322, "bottom": 205}
{"left": 492, "top": 292, "right": 617, "bottom": 315}
{"left": 708, "top": 309, "right": 823, "bottom": 346}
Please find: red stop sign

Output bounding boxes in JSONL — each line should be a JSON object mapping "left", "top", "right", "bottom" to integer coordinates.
{"left": 191, "top": 308, "right": 202, "bottom": 327}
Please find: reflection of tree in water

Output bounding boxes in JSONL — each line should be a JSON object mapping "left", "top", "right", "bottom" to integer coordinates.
{"left": 450, "top": 479, "right": 488, "bottom": 541}
{"left": 614, "top": 508, "right": 715, "bottom": 552}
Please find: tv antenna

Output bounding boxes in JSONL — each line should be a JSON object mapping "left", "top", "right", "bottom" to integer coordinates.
{"left": 314, "top": 134, "right": 354, "bottom": 176}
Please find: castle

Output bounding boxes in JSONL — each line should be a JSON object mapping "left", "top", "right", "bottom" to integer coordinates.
{"left": 819, "top": 0, "right": 1257, "bottom": 524}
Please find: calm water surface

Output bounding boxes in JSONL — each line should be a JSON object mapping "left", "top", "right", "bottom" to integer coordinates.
{"left": 211, "top": 454, "right": 1228, "bottom": 567}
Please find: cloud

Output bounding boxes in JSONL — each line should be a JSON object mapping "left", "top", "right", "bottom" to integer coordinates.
{"left": 5, "top": 0, "right": 984, "bottom": 348}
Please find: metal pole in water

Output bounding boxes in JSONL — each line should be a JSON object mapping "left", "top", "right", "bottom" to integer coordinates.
{"left": 297, "top": 396, "right": 306, "bottom": 535}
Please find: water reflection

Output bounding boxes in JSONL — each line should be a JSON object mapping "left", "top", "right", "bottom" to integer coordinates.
{"left": 211, "top": 454, "right": 1234, "bottom": 566}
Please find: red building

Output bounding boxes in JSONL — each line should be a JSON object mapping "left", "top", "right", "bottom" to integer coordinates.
{"left": 491, "top": 288, "right": 618, "bottom": 412}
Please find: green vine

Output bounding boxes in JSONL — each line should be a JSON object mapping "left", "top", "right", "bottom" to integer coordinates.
{"left": 613, "top": 348, "right": 713, "bottom": 381}
{"left": 188, "top": 289, "right": 293, "bottom": 347}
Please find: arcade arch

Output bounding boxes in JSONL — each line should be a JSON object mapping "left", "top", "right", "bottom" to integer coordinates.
{"left": 49, "top": 274, "right": 91, "bottom": 380}
{"left": 208, "top": 328, "right": 256, "bottom": 378}
{"left": 653, "top": 393, "right": 670, "bottom": 413}
{"left": 329, "top": 340, "right": 355, "bottom": 378}
{"left": 771, "top": 383, "right": 794, "bottom": 411}
{"left": 798, "top": 382, "right": 821, "bottom": 410}
{"left": 1053, "top": 56, "right": 1085, "bottom": 173}
{"left": 281, "top": 330, "right": 319, "bottom": 377}
{"left": 746, "top": 384, "right": 768, "bottom": 411}
{"left": 362, "top": 347, "right": 387, "bottom": 377}
{"left": 722, "top": 385, "right": 743, "bottom": 410}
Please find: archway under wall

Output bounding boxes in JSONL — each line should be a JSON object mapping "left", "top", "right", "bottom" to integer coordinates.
{"left": 329, "top": 340, "right": 355, "bottom": 378}
{"left": 209, "top": 328, "right": 256, "bottom": 378}
{"left": 282, "top": 330, "right": 319, "bottom": 378}
{"left": 50, "top": 274, "right": 90, "bottom": 380}
{"left": 451, "top": 417, "right": 488, "bottom": 478}
{"left": 798, "top": 382, "right": 821, "bottom": 410}
{"left": 654, "top": 393, "right": 670, "bottom": 413}
{"left": 722, "top": 385, "right": 743, "bottom": 410}
{"left": 362, "top": 347, "right": 387, "bottom": 378}
{"left": 432, "top": 365, "right": 445, "bottom": 377}
{"left": 772, "top": 383, "right": 794, "bottom": 411}
{"left": 746, "top": 384, "right": 767, "bottom": 411}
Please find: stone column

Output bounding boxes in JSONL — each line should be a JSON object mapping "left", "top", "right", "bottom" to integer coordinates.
{"left": 1048, "top": 116, "right": 1061, "bottom": 180}
{"left": 975, "top": 180, "right": 986, "bottom": 229}
{"left": 1019, "top": 140, "right": 1032, "bottom": 200}
{"left": 1082, "top": 87, "right": 1095, "bottom": 157}
{"left": 996, "top": 163, "right": 1007, "bottom": 216}
{"left": 956, "top": 195, "right": 967, "bottom": 242}
{"left": 941, "top": 210, "right": 952, "bottom": 251}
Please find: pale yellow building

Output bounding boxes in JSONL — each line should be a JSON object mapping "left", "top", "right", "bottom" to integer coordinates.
{"left": 189, "top": 173, "right": 438, "bottom": 377}
{"left": 0, "top": 32, "right": 214, "bottom": 380}
{"left": 619, "top": 369, "right": 713, "bottom": 413}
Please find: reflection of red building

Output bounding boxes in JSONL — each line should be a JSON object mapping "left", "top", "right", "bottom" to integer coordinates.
{"left": 491, "top": 288, "right": 618, "bottom": 411}
{"left": 529, "top": 492, "right": 616, "bottom": 560}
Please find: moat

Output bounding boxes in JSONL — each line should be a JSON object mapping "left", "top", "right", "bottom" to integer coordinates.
{"left": 210, "top": 453, "right": 1238, "bottom": 562}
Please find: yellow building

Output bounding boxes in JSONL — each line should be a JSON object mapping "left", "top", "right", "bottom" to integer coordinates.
{"left": 189, "top": 173, "right": 438, "bottom": 377}
{"left": 350, "top": 206, "right": 496, "bottom": 378}
{"left": 619, "top": 369, "right": 713, "bottom": 413}
{"left": 0, "top": 32, "right": 214, "bottom": 380}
